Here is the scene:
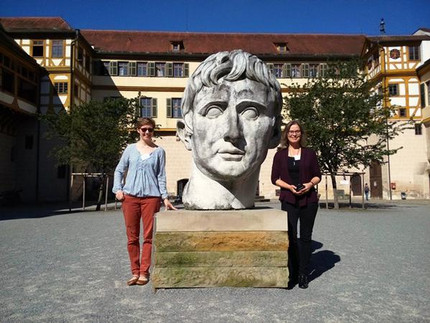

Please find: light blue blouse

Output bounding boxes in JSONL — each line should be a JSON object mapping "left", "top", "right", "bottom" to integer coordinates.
{"left": 112, "top": 144, "right": 168, "bottom": 199}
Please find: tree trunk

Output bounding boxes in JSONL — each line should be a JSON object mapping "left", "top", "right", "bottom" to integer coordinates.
{"left": 330, "top": 173, "right": 339, "bottom": 209}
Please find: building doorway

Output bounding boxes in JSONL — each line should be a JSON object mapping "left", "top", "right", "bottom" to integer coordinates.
{"left": 369, "top": 161, "right": 383, "bottom": 198}
{"left": 351, "top": 173, "right": 362, "bottom": 196}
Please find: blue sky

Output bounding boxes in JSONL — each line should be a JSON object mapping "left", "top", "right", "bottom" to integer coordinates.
{"left": 1, "top": 0, "right": 429, "bottom": 35}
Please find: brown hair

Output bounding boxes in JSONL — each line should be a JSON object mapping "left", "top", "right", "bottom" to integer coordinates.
{"left": 282, "top": 120, "right": 306, "bottom": 147}
{"left": 136, "top": 117, "right": 156, "bottom": 129}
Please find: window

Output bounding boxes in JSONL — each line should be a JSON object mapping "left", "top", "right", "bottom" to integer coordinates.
{"left": 399, "top": 108, "right": 406, "bottom": 117}
{"left": 156, "top": 63, "right": 165, "bottom": 76}
{"left": 427, "top": 81, "right": 430, "bottom": 106}
{"left": 32, "top": 40, "right": 44, "bottom": 57}
{"left": 420, "top": 83, "right": 426, "bottom": 108}
{"left": 137, "top": 62, "right": 147, "bottom": 76}
{"left": 373, "top": 52, "right": 380, "bottom": 66}
{"left": 77, "top": 47, "right": 83, "bottom": 62}
{"left": 388, "top": 84, "right": 398, "bottom": 96}
{"left": 51, "top": 40, "right": 63, "bottom": 58}
{"left": 291, "top": 64, "right": 301, "bottom": 78}
{"left": 414, "top": 123, "right": 422, "bottom": 135}
{"left": 2, "top": 69, "right": 14, "bottom": 93}
{"left": 167, "top": 98, "right": 182, "bottom": 118}
{"left": 54, "top": 82, "right": 68, "bottom": 94}
{"left": 118, "top": 62, "right": 128, "bottom": 76}
{"left": 18, "top": 78, "right": 37, "bottom": 103}
{"left": 171, "top": 41, "right": 184, "bottom": 52}
{"left": 275, "top": 43, "right": 288, "bottom": 53}
{"left": 409, "top": 46, "right": 420, "bottom": 60}
{"left": 140, "top": 97, "right": 157, "bottom": 117}
{"left": 273, "top": 64, "right": 283, "bottom": 78}
{"left": 85, "top": 55, "right": 90, "bottom": 72}
{"left": 309, "top": 64, "right": 319, "bottom": 78}
{"left": 173, "top": 63, "right": 185, "bottom": 77}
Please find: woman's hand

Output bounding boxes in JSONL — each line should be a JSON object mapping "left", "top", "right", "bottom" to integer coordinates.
{"left": 115, "top": 190, "right": 125, "bottom": 201}
{"left": 163, "top": 198, "right": 177, "bottom": 211}
{"left": 295, "top": 182, "right": 313, "bottom": 195}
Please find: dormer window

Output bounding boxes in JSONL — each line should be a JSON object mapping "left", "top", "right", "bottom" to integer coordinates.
{"left": 171, "top": 41, "right": 184, "bottom": 52}
{"left": 275, "top": 42, "right": 289, "bottom": 53}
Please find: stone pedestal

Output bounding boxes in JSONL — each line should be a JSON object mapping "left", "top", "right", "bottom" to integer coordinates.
{"left": 151, "top": 208, "right": 289, "bottom": 289}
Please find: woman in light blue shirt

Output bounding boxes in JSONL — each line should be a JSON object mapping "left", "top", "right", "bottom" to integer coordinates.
{"left": 113, "top": 118, "right": 176, "bottom": 286}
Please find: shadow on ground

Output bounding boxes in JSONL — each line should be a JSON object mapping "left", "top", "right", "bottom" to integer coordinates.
{"left": 319, "top": 201, "right": 397, "bottom": 209}
{"left": 309, "top": 240, "right": 341, "bottom": 282}
{"left": 0, "top": 201, "right": 117, "bottom": 220}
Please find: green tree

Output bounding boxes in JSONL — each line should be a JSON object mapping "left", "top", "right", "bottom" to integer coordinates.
{"left": 42, "top": 97, "right": 140, "bottom": 209}
{"left": 284, "top": 60, "right": 408, "bottom": 208}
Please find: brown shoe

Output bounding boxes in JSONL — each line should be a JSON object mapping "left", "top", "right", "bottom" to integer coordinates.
{"left": 127, "top": 275, "right": 139, "bottom": 286}
{"left": 136, "top": 275, "right": 149, "bottom": 285}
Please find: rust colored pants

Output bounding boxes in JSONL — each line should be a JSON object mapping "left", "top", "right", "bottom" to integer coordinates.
{"left": 122, "top": 195, "right": 161, "bottom": 276}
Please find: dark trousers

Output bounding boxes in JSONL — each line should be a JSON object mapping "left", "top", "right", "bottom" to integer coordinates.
{"left": 282, "top": 201, "right": 318, "bottom": 277}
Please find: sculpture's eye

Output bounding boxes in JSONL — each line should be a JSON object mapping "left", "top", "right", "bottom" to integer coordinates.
{"left": 241, "top": 107, "right": 259, "bottom": 120}
{"left": 205, "top": 105, "right": 224, "bottom": 118}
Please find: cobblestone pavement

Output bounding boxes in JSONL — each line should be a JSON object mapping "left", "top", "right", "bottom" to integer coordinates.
{"left": 0, "top": 200, "right": 429, "bottom": 323}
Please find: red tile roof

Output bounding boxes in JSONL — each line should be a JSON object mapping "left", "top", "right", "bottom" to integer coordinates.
{"left": 0, "top": 17, "right": 73, "bottom": 31}
{"left": 81, "top": 30, "right": 365, "bottom": 57}
{"left": 367, "top": 35, "right": 430, "bottom": 43}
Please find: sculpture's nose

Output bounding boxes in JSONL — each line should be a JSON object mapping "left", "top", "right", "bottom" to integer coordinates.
{"left": 223, "top": 110, "right": 241, "bottom": 143}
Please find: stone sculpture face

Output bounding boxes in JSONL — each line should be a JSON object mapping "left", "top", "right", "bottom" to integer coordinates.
{"left": 177, "top": 50, "right": 282, "bottom": 209}
{"left": 191, "top": 78, "right": 277, "bottom": 180}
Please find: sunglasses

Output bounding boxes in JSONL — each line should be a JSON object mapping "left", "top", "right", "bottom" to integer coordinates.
{"left": 140, "top": 127, "right": 154, "bottom": 133}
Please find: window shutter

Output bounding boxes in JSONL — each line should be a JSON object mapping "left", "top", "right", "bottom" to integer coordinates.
{"left": 152, "top": 98, "right": 158, "bottom": 118}
{"left": 109, "top": 61, "right": 118, "bottom": 75}
{"left": 281, "top": 64, "right": 287, "bottom": 78}
{"left": 420, "top": 83, "right": 426, "bottom": 107}
{"left": 166, "top": 63, "right": 173, "bottom": 77}
{"left": 129, "top": 62, "right": 136, "bottom": 76}
{"left": 302, "top": 64, "right": 309, "bottom": 78}
{"left": 148, "top": 62, "right": 155, "bottom": 77}
{"left": 166, "top": 98, "right": 172, "bottom": 117}
{"left": 184, "top": 63, "right": 189, "bottom": 77}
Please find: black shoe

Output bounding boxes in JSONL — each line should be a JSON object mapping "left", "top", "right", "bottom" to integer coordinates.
{"left": 287, "top": 275, "right": 298, "bottom": 289}
{"left": 298, "top": 274, "right": 308, "bottom": 289}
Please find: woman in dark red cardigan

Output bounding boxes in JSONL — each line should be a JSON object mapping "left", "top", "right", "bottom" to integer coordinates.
{"left": 271, "top": 120, "right": 322, "bottom": 289}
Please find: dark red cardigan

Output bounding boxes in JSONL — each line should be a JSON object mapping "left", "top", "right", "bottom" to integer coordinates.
{"left": 271, "top": 147, "right": 322, "bottom": 206}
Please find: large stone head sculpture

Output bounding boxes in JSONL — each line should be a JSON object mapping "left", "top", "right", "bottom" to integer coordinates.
{"left": 177, "top": 50, "right": 282, "bottom": 210}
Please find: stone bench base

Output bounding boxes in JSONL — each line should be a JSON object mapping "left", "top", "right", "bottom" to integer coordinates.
{"left": 151, "top": 208, "right": 289, "bottom": 289}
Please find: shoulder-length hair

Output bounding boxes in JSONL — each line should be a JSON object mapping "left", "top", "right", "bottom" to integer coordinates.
{"left": 282, "top": 120, "right": 306, "bottom": 147}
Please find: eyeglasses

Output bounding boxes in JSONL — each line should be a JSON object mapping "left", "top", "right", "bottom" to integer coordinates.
{"left": 140, "top": 127, "right": 154, "bottom": 133}
{"left": 288, "top": 130, "right": 301, "bottom": 135}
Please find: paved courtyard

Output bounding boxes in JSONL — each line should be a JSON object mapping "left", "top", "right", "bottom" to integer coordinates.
{"left": 0, "top": 200, "right": 429, "bottom": 322}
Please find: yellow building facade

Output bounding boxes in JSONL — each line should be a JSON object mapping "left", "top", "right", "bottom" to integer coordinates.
{"left": 1, "top": 17, "right": 429, "bottom": 202}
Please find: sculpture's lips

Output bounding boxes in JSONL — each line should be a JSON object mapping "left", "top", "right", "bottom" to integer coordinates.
{"left": 218, "top": 148, "right": 245, "bottom": 161}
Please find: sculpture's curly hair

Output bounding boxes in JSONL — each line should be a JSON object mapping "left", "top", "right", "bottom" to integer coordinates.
{"left": 181, "top": 50, "right": 282, "bottom": 133}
